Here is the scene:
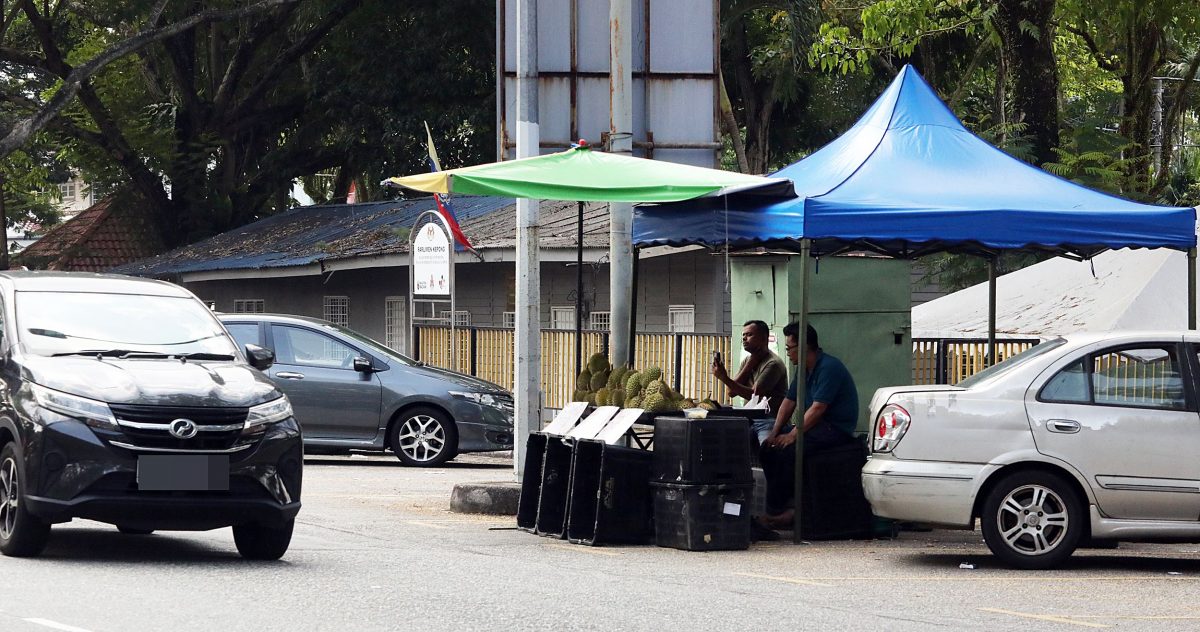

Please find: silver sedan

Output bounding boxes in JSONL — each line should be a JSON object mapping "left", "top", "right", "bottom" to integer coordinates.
{"left": 864, "top": 331, "right": 1200, "bottom": 569}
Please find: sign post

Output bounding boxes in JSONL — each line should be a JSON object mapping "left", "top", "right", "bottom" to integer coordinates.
{"left": 409, "top": 211, "right": 457, "bottom": 371}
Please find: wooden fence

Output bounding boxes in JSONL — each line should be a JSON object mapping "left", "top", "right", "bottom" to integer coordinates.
{"left": 414, "top": 326, "right": 731, "bottom": 409}
{"left": 912, "top": 338, "right": 1041, "bottom": 385}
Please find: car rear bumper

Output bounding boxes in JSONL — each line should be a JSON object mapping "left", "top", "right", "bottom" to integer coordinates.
{"left": 862, "top": 457, "right": 990, "bottom": 528}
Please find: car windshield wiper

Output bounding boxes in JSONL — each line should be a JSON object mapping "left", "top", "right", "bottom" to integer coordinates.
{"left": 51, "top": 349, "right": 171, "bottom": 359}
{"left": 175, "top": 352, "right": 236, "bottom": 361}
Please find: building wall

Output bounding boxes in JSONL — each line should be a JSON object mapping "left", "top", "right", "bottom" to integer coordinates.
{"left": 184, "top": 249, "right": 733, "bottom": 347}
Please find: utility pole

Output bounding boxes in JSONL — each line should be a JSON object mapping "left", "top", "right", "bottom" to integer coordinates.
{"left": 608, "top": 0, "right": 634, "bottom": 367}
{"left": 513, "top": 0, "right": 542, "bottom": 481}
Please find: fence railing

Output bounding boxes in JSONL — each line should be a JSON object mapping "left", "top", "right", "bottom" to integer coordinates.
{"left": 912, "top": 338, "right": 1041, "bottom": 385}
{"left": 414, "top": 326, "right": 731, "bottom": 409}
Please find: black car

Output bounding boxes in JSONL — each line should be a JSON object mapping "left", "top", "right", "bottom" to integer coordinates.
{"left": 0, "top": 272, "right": 301, "bottom": 559}
{"left": 219, "top": 314, "right": 513, "bottom": 466}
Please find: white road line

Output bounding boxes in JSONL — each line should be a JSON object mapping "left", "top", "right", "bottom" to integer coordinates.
{"left": 24, "top": 618, "right": 96, "bottom": 632}
{"left": 733, "top": 572, "right": 835, "bottom": 587}
{"left": 978, "top": 608, "right": 1109, "bottom": 629}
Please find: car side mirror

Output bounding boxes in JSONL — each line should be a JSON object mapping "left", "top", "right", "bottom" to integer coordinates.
{"left": 245, "top": 344, "right": 275, "bottom": 371}
{"left": 353, "top": 356, "right": 375, "bottom": 373}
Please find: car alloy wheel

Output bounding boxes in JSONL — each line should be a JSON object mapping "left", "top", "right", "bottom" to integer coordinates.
{"left": 995, "top": 484, "right": 1070, "bottom": 556}
{"left": 397, "top": 415, "right": 447, "bottom": 463}
{"left": 0, "top": 456, "right": 18, "bottom": 541}
{"left": 0, "top": 443, "right": 50, "bottom": 557}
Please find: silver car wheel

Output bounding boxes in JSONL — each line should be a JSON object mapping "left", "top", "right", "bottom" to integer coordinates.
{"left": 0, "top": 457, "right": 18, "bottom": 541}
{"left": 995, "top": 484, "right": 1070, "bottom": 556}
{"left": 396, "top": 415, "right": 447, "bottom": 463}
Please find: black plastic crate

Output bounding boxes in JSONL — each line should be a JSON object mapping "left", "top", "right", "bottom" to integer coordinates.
{"left": 799, "top": 441, "right": 875, "bottom": 540}
{"left": 652, "top": 417, "right": 753, "bottom": 484}
{"left": 651, "top": 482, "right": 752, "bottom": 551}
{"left": 516, "top": 433, "right": 548, "bottom": 533}
{"left": 567, "top": 440, "right": 654, "bottom": 546}
{"left": 534, "top": 437, "right": 575, "bottom": 538}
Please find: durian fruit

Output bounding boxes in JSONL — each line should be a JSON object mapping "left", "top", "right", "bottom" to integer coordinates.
{"left": 642, "top": 390, "right": 678, "bottom": 413}
{"left": 586, "top": 392, "right": 598, "bottom": 405}
{"left": 572, "top": 389, "right": 589, "bottom": 402}
{"left": 606, "top": 367, "right": 624, "bottom": 390}
{"left": 577, "top": 369, "right": 592, "bottom": 392}
{"left": 589, "top": 370, "right": 608, "bottom": 392}
{"left": 596, "top": 388, "right": 611, "bottom": 406}
{"left": 624, "top": 395, "right": 642, "bottom": 408}
{"left": 646, "top": 379, "right": 670, "bottom": 400}
{"left": 610, "top": 388, "right": 625, "bottom": 407}
{"left": 587, "top": 352, "right": 609, "bottom": 374}
{"left": 624, "top": 372, "right": 642, "bottom": 395}
{"left": 644, "top": 367, "right": 663, "bottom": 383}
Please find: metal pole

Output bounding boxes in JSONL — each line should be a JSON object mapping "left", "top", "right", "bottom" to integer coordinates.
{"left": 629, "top": 247, "right": 640, "bottom": 361}
{"left": 1189, "top": 247, "right": 1197, "bottom": 330}
{"left": 576, "top": 201, "right": 584, "bottom": 378}
{"left": 1153, "top": 78, "right": 1164, "bottom": 176}
{"left": 791, "top": 239, "right": 811, "bottom": 545}
{"left": 514, "top": 0, "right": 541, "bottom": 482}
{"left": 608, "top": 0, "right": 634, "bottom": 367}
{"left": 987, "top": 257, "right": 997, "bottom": 366}
{"left": 450, "top": 235, "right": 457, "bottom": 372}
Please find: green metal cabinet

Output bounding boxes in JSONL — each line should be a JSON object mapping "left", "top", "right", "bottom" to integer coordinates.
{"left": 729, "top": 255, "right": 912, "bottom": 434}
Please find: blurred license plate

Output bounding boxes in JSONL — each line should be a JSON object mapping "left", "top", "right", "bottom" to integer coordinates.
{"left": 137, "top": 455, "right": 230, "bottom": 491}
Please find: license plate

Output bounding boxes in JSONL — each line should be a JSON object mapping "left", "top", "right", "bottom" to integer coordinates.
{"left": 137, "top": 455, "right": 230, "bottom": 491}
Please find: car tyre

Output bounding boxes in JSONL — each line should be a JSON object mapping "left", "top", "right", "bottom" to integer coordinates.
{"left": 981, "top": 470, "right": 1084, "bottom": 570}
{"left": 117, "top": 526, "right": 155, "bottom": 535}
{"left": 233, "top": 519, "right": 294, "bottom": 560}
{"left": 0, "top": 443, "right": 51, "bottom": 558}
{"left": 390, "top": 406, "right": 458, "bottom": 467}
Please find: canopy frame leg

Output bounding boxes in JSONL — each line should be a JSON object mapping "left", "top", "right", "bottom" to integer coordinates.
{"left": 1190, "top": 248, "right": 1197, "bottom": 330}
{"left": 791, "top": 239, "right": 812, "bottom": 544}
{"left": 987, "top": 256, "right": 997, "bottom": 366}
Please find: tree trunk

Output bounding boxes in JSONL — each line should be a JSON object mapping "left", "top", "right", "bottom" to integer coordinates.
{"left": 1117, "top": 19, "right": 1163, "bottom": 196}
{"left": 719, "top": 71, "right": 750, "bottom": 173}
{"left": 995, "top": 47, "right": 1008, "bottom": 146}
{"left": 0, "top": 172, "right": 8, "bottom": 271}
{"left": 992, "top": 0, "right": 1059, "bottom": 166}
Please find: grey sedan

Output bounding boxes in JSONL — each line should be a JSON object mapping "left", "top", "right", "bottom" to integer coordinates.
{"left": 220, "top": 314, "right": 513, "bottom": 466}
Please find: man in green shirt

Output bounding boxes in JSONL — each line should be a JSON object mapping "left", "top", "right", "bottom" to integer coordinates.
{"left": 711, "top": 320, "right": 789, "bottom": 442}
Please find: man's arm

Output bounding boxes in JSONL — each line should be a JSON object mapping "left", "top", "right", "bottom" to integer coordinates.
{"left": 774, "top": 401, "right": 829, "bottom": 447}
{"left": 712, "top": 358, "right": 756, "bottom": 400}
{"left": 763, "top": 396, "right": 796, "bottom": 445}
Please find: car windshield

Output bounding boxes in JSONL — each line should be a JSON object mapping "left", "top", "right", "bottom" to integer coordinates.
{"left": 17, "top": 291, "right": 238, "bottom": 358}
{"left": 956, "top": 338, "right": 1066, "bottom": 389}
{"left": 320, "top": 323, "right": 417, "bottom": 366}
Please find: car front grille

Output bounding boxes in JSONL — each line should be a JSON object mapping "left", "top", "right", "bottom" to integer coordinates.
{"left": 494, "top": 394, "right": 514, "bottom": 414}
{"left": 108, "top": 404, "right": 251, "bottom": 452}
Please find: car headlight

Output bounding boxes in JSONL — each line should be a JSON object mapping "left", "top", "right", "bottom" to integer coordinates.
{"left": 30, "top": 383, "right": 118, "bottom": 430}
{"left": 449, "top": 391, "right": 500, "bottom": 407}
{"left": 244, "top": 396, "right": 293, "bottom": 430}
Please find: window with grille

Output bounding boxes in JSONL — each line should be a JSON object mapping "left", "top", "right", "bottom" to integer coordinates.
{"left": 668, "top": 305, "right": 695, "bottom": 333}
{"left": 323, "top": 296, "right": 349, "bottom": 327}
{"left": 234, "top": 299, "right": 265, "bottom": 314}
{"left": 589, "top": 311, "right": 611, "bottom": 331}
{"left": 385, "top": 297, "right": 405, "bottom": 352}
{"left": 550, "top": 306, "right": 575, "bottom": 330}
{"left": 502, "top": 311, "right": 516, "bottom": 328}
{"left": 58, "top": 182, "right": 76, "bottom": 200}
{"left": 440, "top": 310, "right": 471, "bottom": 327}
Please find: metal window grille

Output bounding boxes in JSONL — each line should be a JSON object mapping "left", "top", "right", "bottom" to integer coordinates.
{"left": 550, "top": 306, "right": 575, "bottom": 330}
{"left": 668, "top": 305, "right": 695, "bottom": 333}
{"left": 234, "top": 299, "right": 265, "bottom": 314}
{"left": 58, "top": 182, "right": 76, "bottom": 200}
{"left": 385, "top": 297, "right": 405, "bottom": 352}
{"left": 323, "top": 296, "right": 349, "bottom": 327}
{"left": 502, "top": 311, "right": 516, "bottom": 328}
{"left": 440, "top": 310, "right": 471, "bottom": 327}
{"left": 589, "top": 311, "right": 611, "bottom": 331}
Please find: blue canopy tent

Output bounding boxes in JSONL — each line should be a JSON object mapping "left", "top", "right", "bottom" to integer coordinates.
{"left": 634, "top": 65, "right": 1198, "bottom": 541}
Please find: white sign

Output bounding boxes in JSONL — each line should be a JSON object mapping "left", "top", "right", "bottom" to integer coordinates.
{"left": 413, "top": 222, "right": 451, "bottom": 296}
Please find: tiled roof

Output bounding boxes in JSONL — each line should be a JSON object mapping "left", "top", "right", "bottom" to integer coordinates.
{"left": 114, "top": 196, "right": 612, "bottom": 278}
{"left": 18, "top": 196, "right": 164, "bottom": 272}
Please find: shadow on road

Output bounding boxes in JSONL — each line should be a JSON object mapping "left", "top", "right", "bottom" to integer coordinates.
{"left": 303, "top": 456, "right": 511, "bottom": 470}
{"left": 907, "top": 551, "right": 1200, "bottom": 573}
{"left": 36, "top": 528, "right": 292, "bottom": 565}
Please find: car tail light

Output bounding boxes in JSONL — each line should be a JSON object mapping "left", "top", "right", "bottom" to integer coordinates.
{"left": 874, "top": 404, "right": 911, "bottom": 453}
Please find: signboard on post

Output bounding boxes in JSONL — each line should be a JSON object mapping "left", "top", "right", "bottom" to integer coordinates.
{"left": 413, "top": 221, "right": 451, "bottom": 296}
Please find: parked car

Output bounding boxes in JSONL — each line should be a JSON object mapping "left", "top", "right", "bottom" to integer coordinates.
{"left": 0, "top": 272, "right": 301, "bottom": 559}
{"left": 218, "top": 314, "right": 514, "bottom": 466}
{"left": 864, "top": 331, "right": 1200, "bottom": 569}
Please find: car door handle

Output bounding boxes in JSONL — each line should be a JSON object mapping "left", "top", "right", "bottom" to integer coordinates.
{"left": 1047, "top": 419, "right": 1081, "bottom": 434}
{"left": 275, "top": 371, "right": 305, "bottom": 380}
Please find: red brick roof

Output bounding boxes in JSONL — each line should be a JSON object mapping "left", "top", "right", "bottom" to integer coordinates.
{"left": 19, "top": 196, "right": 164, "bottom": 272}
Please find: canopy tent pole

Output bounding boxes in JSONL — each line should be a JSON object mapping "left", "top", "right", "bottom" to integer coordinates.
{"left": 513, "top": 0, "right": 541, "bottom": 482}
{"left": 1190, "top": 248, "right": 1197, "bottom": 330}
{"left": 987, "top": 257, "right": 997, "bottom": 366}
{"left": 576, "top": 202, "right": 584, "bottom": 377}
{"left": 791, "top": 239, "right": 812, "bottom": 544}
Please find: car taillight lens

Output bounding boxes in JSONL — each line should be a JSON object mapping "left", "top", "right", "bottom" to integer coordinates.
{"left": 874, "top": 404, "right": 911, "bottom": 453}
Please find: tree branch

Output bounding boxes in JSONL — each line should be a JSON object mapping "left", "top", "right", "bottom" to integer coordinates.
{"left": 213, "top": 4, "right": 297, "bottom": 120}
{"left": 0, "top": 0, "right": 302, "bottom": 158}
{"left": 1059, "top": 22, "right": 1120, "bottom": 73}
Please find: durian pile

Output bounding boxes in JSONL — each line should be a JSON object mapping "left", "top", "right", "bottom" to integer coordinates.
{"left": 572, "top": 353, "right": 722, "bottom": 413}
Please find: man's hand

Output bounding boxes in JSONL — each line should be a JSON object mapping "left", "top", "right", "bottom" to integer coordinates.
{"left": 711, "top": 359, "right": 729, "bottom": 381}
{"left": 774, "top": 428, "right": 797, "bottom": 448}
{"left": 763, "top": 429, "right": 779, "bottom": 446}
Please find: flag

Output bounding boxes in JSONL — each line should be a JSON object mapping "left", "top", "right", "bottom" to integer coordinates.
{"left": 425, "top": 122, "right": 475, "bottom": 253}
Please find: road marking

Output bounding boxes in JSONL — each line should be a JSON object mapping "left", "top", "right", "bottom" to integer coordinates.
{"left": 733, "top": 572, "right": 834, "bottom": 587}
{"left": 1070, "top": 615, "right": 1200, "bottom": 621}
{"left": 403, "top": 520, "right": 450, "bottom": 530}
{"left": 546, "top": 543, "right": 620, "bottom": 556}
{"left": 978, "top": 608, "right": 1109, "bottom": 628}
{"left": 749, "top": 575, "right": 1200, "bottom": 583}
{"left": 24, "top": 618, "right": 95, "bottom": 632}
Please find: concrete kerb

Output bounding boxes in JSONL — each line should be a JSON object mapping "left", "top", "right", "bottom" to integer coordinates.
{"left": 450, "top": 481, "right": 521, "bottom": 515}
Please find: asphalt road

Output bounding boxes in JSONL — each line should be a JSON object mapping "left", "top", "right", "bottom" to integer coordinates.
{"left": 3, "top": 453, "right": 1200, "bottom": 632}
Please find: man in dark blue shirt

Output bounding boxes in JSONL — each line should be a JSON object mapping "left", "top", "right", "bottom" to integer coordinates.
{"left": 757, "top": 322, "right": 859, "bottom": 531}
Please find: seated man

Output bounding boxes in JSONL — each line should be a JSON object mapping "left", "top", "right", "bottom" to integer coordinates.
{"left": 756, "top": 322, "right": 859, "bottom": 531}
{"left": 711, "top": 320, "right": 789, "bottom": 443}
